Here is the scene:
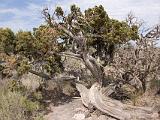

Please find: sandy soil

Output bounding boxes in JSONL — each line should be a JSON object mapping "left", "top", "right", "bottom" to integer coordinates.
{"left": 44, "top": 99, "right": 88, "bottom": 120}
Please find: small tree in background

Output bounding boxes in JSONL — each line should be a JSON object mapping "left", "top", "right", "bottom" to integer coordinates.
{"left": 0, "top": 28, "right": 15, "bottom": 54}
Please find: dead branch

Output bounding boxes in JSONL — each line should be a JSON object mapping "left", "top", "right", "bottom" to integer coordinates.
{"left": 77, "top": 83, "right": 159, "bottom": 120}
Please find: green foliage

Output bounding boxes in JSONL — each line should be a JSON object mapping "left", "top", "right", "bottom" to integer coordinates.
{"left": 32, "top": 26, "right": 63, "bottom": 76}
{"left": 13, "top": 26, "right": 63, "bottom": 76}
{"left": 15, "top": 31, "right": 35, "bottom": 57}
{"left": 0, "top": 28, "right": 15, "bottom": 54}
{"left": 0, "top": 91, "right": 26, "bottom": 120}
{"left": 8, "top": 80, "right": 27, "bottom": 93}
{"left": 54, "top": 5, "right": 139, "bottom": 44}
{"left": 32, "top": 91, "right": 43, "bottom": 100}
{"left": 84, "top": 5, "right": 139, "bottom": 44}
{"left": 0, "top": 80, "right": 43, "bottom": 120}
{"left": 33, "top": 25, "right": 60, "bottom": 56}
{"left": 53, "top": 5, "right": 139, "bottom": 63}
{"left": 55, "top": 6, "right": 64, "bottom": 17}
{"left": 16, "top": 57, "right": 31, "bottom": 76}
{"left": 84, "top": 6, "right": 139, "bottom": 61}
{"left": 0, "top": 5, "right": 139, "bottom": 78}
{"left": 34, "top": 115, "right": 44, "bottom": 120}
{"left": 84, "top": 5, "right": 109, "bottom": 35}
{"left": 21, "top": 98, "right": 40, "bottom": 112}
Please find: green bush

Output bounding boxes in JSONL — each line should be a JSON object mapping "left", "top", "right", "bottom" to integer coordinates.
{"left": 0, "top": 80, "right": 43, "bottom": 120}
{"left": 0, "top": 91, "right": 26, "bottom": 120}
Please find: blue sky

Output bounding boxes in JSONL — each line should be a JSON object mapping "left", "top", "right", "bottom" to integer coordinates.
{"left": 0, "top": 0, "right": 160, "bottom": 32}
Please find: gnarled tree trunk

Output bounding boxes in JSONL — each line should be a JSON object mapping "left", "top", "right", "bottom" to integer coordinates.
{"left": 76, "top": 83, "right": 159, "bottom": 120}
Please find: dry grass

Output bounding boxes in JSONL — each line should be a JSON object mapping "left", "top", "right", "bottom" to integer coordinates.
{"left": 0, "top": 80, "right": 43, "bottom": 120}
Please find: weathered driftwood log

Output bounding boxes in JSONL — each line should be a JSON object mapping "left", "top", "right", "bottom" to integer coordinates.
{"left": 76, "top": 83, "right": 159, "bottom": 120}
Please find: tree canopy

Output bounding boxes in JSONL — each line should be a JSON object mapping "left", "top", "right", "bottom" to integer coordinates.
{"left": 0, "top": 28, "right": 15, "bottom": 54}
{"left": 0, "top": 5, "right": 139, "bottom": 78}
{"left": 49, "top": 5, "right": 139, "bottom": 64}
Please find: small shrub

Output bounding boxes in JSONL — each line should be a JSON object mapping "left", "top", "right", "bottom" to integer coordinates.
{"left": 0, "top": 80, "right": 43, "bottom": 120}
{"left": 0, "top": 91, "right": 26, "bottom": 120}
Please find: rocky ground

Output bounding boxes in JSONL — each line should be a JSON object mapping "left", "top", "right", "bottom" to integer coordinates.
{"left": 44, "top": 98, "right": 116, "bottom": 120}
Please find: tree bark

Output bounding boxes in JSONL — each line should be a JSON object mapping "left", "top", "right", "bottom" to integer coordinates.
{"left": 76, "top": 82, "right": 159, "bottom": 120}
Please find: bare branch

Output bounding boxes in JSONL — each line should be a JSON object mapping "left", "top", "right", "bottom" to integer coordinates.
{"left": 145, "top": 24, "right": 160, "bottom": 38}
{"left": 29, "top": 69, "right": 51, "bottom": 80}
{"left": 59, "top": 52, "right": 82, "bottom": 60}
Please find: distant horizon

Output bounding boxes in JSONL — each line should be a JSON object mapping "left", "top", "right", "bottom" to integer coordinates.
{"left": 0, "top": 0, "right": 160, "bottom": 32}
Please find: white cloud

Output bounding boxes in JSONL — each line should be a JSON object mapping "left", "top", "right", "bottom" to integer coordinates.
{"left": 0, "top": 3, "right": 44, "bottom": 31}
{"left": 0, "top": 8, "right": 18, "bottom": 14}
{"left": 50, "top": 0, "right": 160, "bottom": 26}
{"left": 0, "top": 0, "right": 160, "bottom": 31}
{"left": 45, "top": 0, "right": 51, "bottom": 1}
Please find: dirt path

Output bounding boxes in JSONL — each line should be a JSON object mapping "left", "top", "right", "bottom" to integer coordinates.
{"left": 44, "top": 99, "right": 88, "bottom": 120}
